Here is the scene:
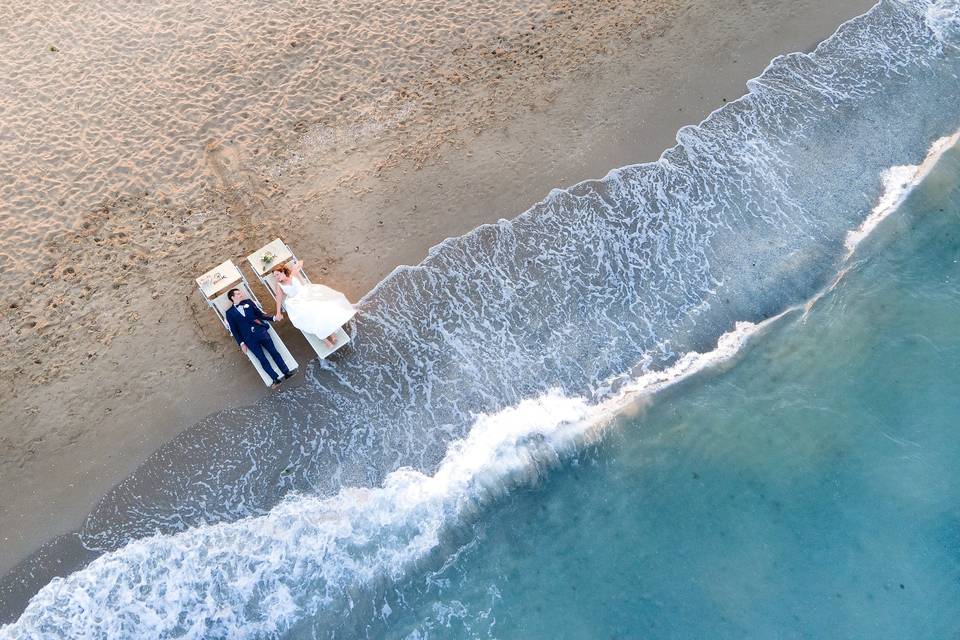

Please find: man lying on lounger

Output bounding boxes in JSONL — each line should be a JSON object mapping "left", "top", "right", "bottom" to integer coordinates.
{"left": 226, "top": 288, "right": 295, "bottom": 388}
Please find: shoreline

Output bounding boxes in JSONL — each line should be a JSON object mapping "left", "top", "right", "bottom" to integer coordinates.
{"left": 0, "top": 0, "right": 876, "bottom": 622}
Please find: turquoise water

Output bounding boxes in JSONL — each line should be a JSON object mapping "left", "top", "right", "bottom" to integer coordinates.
{"left": 369, "top": 147, "right": 960, "bottom": 638}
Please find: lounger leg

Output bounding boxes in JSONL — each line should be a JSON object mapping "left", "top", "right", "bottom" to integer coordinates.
{"left": 260, "top": 336, "right": 291, "bottom": 377}
{"left": 247, "top": 340, "right": 282, "bottom": 382}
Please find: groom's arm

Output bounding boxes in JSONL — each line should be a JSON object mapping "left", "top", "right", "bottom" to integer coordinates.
{"left": 226, "top": 310, "right": 244, "bottom": 347}
{"left": 252, "top": 304, "right": 273, "bottom": 323}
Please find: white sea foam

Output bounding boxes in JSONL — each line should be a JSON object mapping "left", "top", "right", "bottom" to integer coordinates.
{"left": 845, "top": 129, "right": 960, "bottom": 255}
{"left": 925, "top": 0, "right": 960, "bottom": 45}
{"left": 1, "top": 320, "right": 767, "bottom": 640}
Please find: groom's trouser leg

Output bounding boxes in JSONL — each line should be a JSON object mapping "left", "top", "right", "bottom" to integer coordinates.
{"left": 259, "top": 335, "right": 291, "bottom": 377}
{"left": 247, "top": 339, "right": 282, "bottom": 382}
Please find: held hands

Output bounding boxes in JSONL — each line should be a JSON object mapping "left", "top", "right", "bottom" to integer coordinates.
{"left": 273, "top": 313, "right": 283, "bottom": 321}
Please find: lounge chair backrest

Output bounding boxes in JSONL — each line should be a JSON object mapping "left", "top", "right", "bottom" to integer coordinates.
{"left": 197, "top": 260, "right": 243, "bottom": 298}
{"left": 211, "top": 290, "right": 238, "bottom": 315}
{"left": 196, "top": 259, "right": 269, "bottom": 330}
{"left": 247, "top": 239, "right": 314, "bottom": 305}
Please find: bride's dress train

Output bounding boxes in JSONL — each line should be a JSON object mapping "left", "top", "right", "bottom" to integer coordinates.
{"left": 280, "top": 278, "right": 355, "bottom": 339}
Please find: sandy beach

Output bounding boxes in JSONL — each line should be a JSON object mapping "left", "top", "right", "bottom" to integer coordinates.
{"left": 0, "top": 0, "right": 876, "bottom": 620}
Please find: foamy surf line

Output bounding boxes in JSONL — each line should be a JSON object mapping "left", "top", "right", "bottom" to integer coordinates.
{"left": 845, "top": 129, "right": 960, "bottom": 255}
{"left": 1, "top": 129, "right": 954, "bottom": 637}
{"left": 0, "top": 321, "right": 768, "bottom": 640}
{"left": 796, "top": 126, "right": 960, "bottom": 318}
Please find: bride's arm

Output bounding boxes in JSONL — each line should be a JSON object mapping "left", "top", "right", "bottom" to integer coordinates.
{"left": 273, "top": 285, "right": 285, "bottom": 320}
{"left": 291, "top": 259, "right": 307, "bottom": 282}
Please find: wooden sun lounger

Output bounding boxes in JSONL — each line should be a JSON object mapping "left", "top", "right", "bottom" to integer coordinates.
{"left": 195, "top": 259, "right": 299, "bottom": 386}
{"left": 245, "top": 238, "right": 354, "bottom": 359}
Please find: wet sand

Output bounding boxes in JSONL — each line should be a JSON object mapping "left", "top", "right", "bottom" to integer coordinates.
{"left": 0, "top": 0, "right": 875, "bottom": 620}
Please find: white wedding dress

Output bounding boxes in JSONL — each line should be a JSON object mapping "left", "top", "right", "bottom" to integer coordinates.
{"left": 279, "top": 277, "right": 356, "bottom": 339}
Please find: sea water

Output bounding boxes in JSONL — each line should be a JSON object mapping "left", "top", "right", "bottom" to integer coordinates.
{"left": 3, "top": 0, "right": 960, "bottom": 636}
{"left": 372, "top": 146, "right": 960, "bottom": 639}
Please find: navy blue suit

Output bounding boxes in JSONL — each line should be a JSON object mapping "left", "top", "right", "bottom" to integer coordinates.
{"left": 225, "top": 299, "right": 290, "bottom": 382}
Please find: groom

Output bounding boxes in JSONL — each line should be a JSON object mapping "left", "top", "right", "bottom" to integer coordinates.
{"left": 225, "top": 288, "right": 293, "bottom": 388}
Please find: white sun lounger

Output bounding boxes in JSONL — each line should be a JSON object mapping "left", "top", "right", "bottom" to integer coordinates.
{"left": 195, "top": 259, "right": 298, "bottom": 386}
{"left": 246, "top": 238, "right": 355, "bottom": 359}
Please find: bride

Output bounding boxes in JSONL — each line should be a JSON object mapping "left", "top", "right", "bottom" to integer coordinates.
{"left": 271, "top": 260, "right": 355, "bottom": 348}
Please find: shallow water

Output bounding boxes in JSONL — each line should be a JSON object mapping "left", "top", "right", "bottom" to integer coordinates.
{"left": 373, "top": 146, "right": 960, "bottom": 639}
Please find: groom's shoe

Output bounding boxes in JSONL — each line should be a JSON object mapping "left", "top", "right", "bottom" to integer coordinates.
{"left": 270, "top": 379, "right": 282, "bottom": 389}
{"left": 283, "top": 370, "right": 298, "bottom": 381}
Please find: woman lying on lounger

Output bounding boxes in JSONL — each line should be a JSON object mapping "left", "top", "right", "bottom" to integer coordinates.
{"left": 272, "top": 260, "right": 355, "bottom": 348}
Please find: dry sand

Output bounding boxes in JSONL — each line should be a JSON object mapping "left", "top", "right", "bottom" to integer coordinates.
{"left": 0, "top": 0, "right": 875, "bottom": 600}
